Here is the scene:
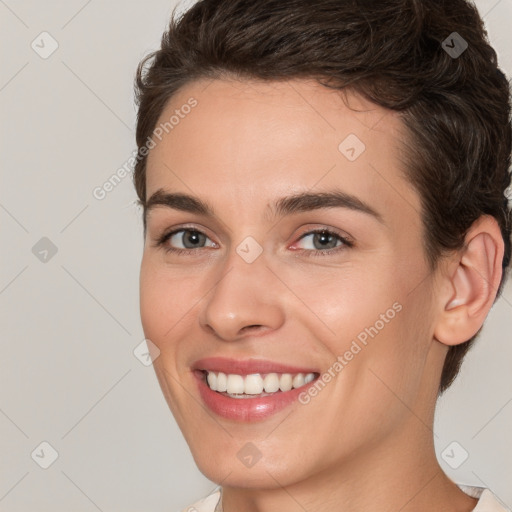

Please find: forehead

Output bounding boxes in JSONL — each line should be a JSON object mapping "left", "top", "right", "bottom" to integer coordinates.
{"left": 145, "top": 78, "right": 421, "bottom": 224}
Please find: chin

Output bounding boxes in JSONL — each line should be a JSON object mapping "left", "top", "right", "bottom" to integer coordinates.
{"left": 198, "top": 461, "right": 301, "bottom": 489}
{"left": 190, "top": 438, "right": 308, "bottom": 490}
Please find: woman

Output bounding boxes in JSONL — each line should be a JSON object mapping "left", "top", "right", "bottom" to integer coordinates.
{"left": 132, "top": 0, "right": 511, "bottom": 510}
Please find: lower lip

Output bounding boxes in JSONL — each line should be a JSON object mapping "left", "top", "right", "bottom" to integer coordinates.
{"left": 193, "top": 370, "right": 317, "bottom": 422}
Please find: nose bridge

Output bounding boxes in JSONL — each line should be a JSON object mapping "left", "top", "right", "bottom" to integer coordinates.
{"left": 199, "top": 244, "right": 284, "bottom": 340}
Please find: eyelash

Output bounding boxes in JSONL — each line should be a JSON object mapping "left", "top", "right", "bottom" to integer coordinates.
{"left": 154, "top": 226, "right": 354, "bottom": 257}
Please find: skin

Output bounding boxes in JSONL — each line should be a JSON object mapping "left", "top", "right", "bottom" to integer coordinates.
{"left": 139, "top": 78, "right": 503, "bottom": 511}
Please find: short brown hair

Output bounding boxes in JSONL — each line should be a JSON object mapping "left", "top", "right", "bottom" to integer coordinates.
{"left": 133, "top": 0, "right": 512, "bottom": 394}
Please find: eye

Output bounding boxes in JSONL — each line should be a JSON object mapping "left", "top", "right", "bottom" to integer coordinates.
{"left": 293, "top": 228, "right": 353, "bottom": 256}
{"left": 156, "top": 228, "right": 217, "bottom": 253}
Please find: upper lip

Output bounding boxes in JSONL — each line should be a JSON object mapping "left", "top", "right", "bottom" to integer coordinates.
{"left": 193, "top": 357, "right": 319, "bottom": 375}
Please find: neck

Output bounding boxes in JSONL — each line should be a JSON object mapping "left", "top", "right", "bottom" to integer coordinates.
{"left": 220, "top": 419, "right": 477, "bottom": 512}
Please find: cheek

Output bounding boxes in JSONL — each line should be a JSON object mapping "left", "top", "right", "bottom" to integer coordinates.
{"left": 139, "top": 258, "right": 215, "bottom": 361}
{"left": 286, "top": 262, "right": 430, "bottom": 391}
{"left": 139, "top": 266, "right": 163, "bottom": 341}
{"left": 139, "top": 259, "right": 187, "bottom": 346}
{"left": 281, "top": 263, "right": 399, "bottom": 344}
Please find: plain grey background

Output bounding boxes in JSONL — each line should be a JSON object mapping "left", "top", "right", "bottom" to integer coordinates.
{"left": 1, "top": 0, "right": 511, "bottom": 510}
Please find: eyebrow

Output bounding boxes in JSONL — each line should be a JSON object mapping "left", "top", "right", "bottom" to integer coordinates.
{"left": 144, "top": 188, "right": 384, "bottom": 224}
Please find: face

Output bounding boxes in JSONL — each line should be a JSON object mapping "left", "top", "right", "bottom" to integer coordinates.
{"left": 139, "top": 78, "right": 443, "bottom": 488}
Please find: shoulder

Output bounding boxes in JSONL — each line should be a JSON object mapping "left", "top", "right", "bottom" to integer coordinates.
{"left": 458, "top": 484, "right": 510, "bottom": 511}
{"left": 179, "top": 487, "right": 222, "bottom": 512}
{"left": 179, "top": 484, "right": 509, "bottom": 512}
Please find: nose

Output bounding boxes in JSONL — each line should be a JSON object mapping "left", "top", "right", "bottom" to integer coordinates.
{"left": 199, "top": 248, "right": 285, "bottom": 341}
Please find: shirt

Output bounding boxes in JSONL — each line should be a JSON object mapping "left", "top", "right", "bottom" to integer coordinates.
{"left": 180, "top": 484, "right": 509, "bottom": 512}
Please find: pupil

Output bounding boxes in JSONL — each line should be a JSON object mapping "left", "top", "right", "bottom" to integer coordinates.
{"left": 314, "top": 231, "right": 336, "bottom": 249}
{"left": 184, "top": 231, "right": 204, "bottom": 248}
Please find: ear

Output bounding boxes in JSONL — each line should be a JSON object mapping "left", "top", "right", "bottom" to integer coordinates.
{"left": 434, "top": 215, "right": 504, "bottom": 346}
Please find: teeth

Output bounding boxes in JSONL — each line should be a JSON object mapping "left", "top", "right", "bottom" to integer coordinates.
{"left": 206, "top": 371, "right": 217, "bottom": 390}
{"left": 217, "top": 372, "right": 227, "bottom": 392}
{"left": 292, "top": 373, "right": 305, "bottom": 388}
{"left": 244, "top": 374, "right": 264, "bottom": 394}
{"left": 205, "top": 371, "right": 317, "bottom": 394}
{"left": 304, "top": 373, "right": 315, "bottom": 384}
{"left": 263, "top": 373, "right": 280, "bottom": 393}
{"left": 226, "top": 374, "right": 244, "bottom": 394}
{"left": 279, "top": 373, "right": 293, "bottom": 392}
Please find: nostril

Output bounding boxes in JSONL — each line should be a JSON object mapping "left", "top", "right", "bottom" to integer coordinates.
{"left": 241, "top": 324, "right": 264, "bottom": 333}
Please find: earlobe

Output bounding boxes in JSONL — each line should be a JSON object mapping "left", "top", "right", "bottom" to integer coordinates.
{"left": 434, "top": 215, "right": 504, "bottom": 347}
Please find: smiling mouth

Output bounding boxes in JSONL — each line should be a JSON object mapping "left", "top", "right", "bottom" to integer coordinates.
{"left": 200, "top": 369, "right": 320, "bottom": 398}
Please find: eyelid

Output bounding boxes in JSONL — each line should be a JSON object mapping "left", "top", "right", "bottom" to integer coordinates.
{"left": 161, "top": 223, "right": 213, "bottom": 238}
{"left": 152, "top": 223, "right": 218, "bottom": 251}
{"left": 153, "top": 223, "right": 354, "bottom": 256}
{"left": 292, "top": 225, "right": 353, "bottom": 244}
{"left": 289, "top": 226, "right": 354, "bottom": 254}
